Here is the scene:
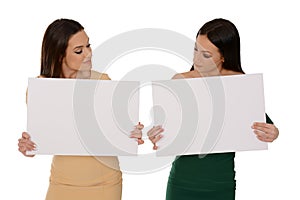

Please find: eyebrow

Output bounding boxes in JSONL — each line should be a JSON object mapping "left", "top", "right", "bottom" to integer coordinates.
{"left": 201, "top": 50, "right": 212, "bottom": 54}
{"left": 195, "top": 43, "right": 211, "bottom": 53}
{"left": 73, "top": 38, "right": 90, "bottom": 50}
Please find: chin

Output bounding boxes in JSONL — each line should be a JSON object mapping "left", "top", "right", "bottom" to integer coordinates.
{"left": 79, "top": 63, "right": 91, "bottom": 69}
{"left": 76, "top": 70, "right": 91, "bottom": 79}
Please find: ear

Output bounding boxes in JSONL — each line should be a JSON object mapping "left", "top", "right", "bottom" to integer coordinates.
{"left": 221, "top": 57, "right": 225, "bottom": 63}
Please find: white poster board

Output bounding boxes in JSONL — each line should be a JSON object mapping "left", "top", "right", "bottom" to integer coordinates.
{"left": 152, "top": 74, "right": 267, "bottom": 156}
{"left": 27, "top": 78, "right": 140, "bottom": 156}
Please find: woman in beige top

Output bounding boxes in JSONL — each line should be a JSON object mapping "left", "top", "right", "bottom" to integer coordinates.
{"left": 17, "top": 18, "right": 144, "bottom": 200}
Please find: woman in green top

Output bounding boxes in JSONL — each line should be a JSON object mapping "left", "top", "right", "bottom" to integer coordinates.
{"left": 147, "top": 18, "right": 279, "bottom": 200}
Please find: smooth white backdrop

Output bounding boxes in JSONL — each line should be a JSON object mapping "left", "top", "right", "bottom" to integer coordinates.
{"left": 1, "top": 0, "right": 299, "bottom": 199}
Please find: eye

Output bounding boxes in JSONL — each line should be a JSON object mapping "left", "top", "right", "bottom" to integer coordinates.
{"left": 86, "top": 44, "right": 91, "bottom": 48}
{"left": 194, "top": 44, "right": 198, "bottom": 51}
{"left": 75, "top": 50, "right": 83, "bottom": 54}
{"left": 203, "top": 53, "right": 211, "bottom": 58}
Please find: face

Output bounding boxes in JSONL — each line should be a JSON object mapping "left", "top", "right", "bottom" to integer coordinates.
{"left": 62, "top": 30, "right": 92, "bottom": 78}
{"left": 193, "top": 35, "right": 224, "bottom": 75}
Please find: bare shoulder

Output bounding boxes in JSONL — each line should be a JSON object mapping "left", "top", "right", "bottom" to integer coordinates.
{"left": 222, "top": 70, "right": 244, "bottom": 76}
{"left": 172, "top": 71, "right": 198, "bottom": 79}
{"left": 230, "top": 71, "right": 243, "bottom": 75}
{"left": 172, "top": 73, "right": 185, "bottom": 79}
{"left": 90, "top": 70, "right": 111, "bottom": 80}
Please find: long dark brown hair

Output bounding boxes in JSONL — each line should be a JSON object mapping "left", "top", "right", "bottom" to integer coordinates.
{"left": 40, "top": 19, "right": 84, "bottom": 78}
{"left": 191, "top": 18, "right": 244, "bottom": 73}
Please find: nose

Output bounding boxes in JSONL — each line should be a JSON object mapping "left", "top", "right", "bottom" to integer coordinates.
{"left": 84, "top": 47, "right": 92, "bottom": 58}
{"left": 193, "top": 51, "right": 202, "bottom": 65}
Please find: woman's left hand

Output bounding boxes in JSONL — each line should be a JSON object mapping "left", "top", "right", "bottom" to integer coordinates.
{"left": 252, "top": 122, "right": 279, "bottom": 142}
{"left": 130, "top": 122, "right": 145, "bottom": 145}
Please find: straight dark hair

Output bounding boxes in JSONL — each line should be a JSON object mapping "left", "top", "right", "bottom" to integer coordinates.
{"left": 191, "top": 18, "right": 244, "bottom": 73}
{"left": 40, "top": 19, "right": 84, "bottom": 78}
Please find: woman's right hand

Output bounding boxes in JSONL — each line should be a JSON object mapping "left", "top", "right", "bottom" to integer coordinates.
{"left": 18, "top": 132, "right": 36, "bottom": 157}
{"left": 147, "top": 125, "right": 164, "bottom": 150}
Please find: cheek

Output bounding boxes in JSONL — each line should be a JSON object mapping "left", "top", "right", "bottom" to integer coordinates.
{"left": 213, "top": 57, "right": 223, "bottom": 67}
{"left": 193, "top": 53, "right": 215, "bottom": 67}
{"left": 66, "top": 54, "right": 83, "bottom": 70}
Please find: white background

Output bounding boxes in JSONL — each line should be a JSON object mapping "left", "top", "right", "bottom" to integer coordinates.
{"left": 1, "top": 0, "right": 299, "bottom": 199}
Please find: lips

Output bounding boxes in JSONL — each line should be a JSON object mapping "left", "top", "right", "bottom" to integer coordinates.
{"left": 83, "top": 59, "right": 91, "bottom": 64}
{"left": 82, "top": 59, "right": 92, "bottom": 67}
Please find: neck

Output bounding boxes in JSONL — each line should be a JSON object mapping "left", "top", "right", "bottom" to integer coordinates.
{"left": 195, "top": 67, "right": 222, "bottom": 77}
{"left": 61, "top": 70, "right": 91, "bottom": 79}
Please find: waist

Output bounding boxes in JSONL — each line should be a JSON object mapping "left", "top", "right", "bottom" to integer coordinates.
{"left": 50, "top": 155, "right": 121, "bottom": 186}
{"left": 170, "top": 153, "right": 235, "bottom": 181}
